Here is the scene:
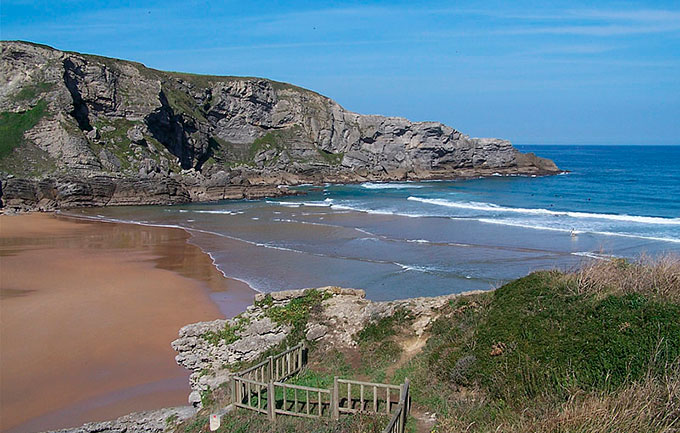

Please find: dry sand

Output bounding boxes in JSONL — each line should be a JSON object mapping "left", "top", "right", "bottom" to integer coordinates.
{"left": 0, "top": 213, "right": 255, "bottom": 433}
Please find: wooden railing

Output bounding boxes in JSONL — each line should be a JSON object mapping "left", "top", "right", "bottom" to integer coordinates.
{"left": 382, "top": 379, "right": 410, "bottom": 433}
{"left": 236, "top": 343, "right": 304, "bottom": 384}
{"left": 272, "top": 381, "right": 332, "bottom": 420}
{"left": 333, "top": 378, "right": 402, "bottom": 417}
{"left": 228, "top": 342, "right": 410, "bottom": 432}
{"left": 231, "top": 343, "right": 305, "bottom": 414}
{"left": 232, "top": 375, "right": 269, "bottom": 414}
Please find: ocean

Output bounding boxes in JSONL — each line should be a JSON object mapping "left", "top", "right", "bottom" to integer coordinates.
{"left": 71, "top": 145, "right": 680, "bottom": 301}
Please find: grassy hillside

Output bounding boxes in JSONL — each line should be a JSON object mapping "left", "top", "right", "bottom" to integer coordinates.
{"left": 177, "top": 255, "right": 679, "bottom": 433}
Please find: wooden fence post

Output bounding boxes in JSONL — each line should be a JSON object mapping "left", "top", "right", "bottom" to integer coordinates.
{"left": 230, "top": 375, "right": 236, "bottom": 404}
{"left": 268, "top": 355, "right": 274, "bottom": 382}
{"left": 400, "top": 383, "right": 406, "bottom": 432}
{"left": 285, "top": 346, "right": 290, "bottom": 376}
{"left": 401, "top": 378, "right": 410, "bottom": 433}
{"left": 299, "top": 342, "right": 304, "bottom": 371}
{"left": 268, "top": 382, "right": 276, "bottom": 421}
{"left": 332, "top": 376, "right": 339, "bottom": 420}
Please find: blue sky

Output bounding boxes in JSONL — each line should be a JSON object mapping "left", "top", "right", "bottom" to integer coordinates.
{"left": 2, "top": 0, "right": 679, "bottom": 144}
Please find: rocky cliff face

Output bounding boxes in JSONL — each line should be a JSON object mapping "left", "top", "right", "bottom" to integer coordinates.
{"left": 1, "top": 41, "right": 560, "bottom": 211}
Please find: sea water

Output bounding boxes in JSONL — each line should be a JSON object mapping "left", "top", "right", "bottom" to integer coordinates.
{"left": 72, "top": 145, "right": 680, "bottom": 301}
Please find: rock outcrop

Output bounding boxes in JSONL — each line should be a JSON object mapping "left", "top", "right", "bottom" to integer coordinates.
{"left": 1, "top": 41, "right": 560, "bottom": 211}
{"left": 171, "top": 286, "right": 481, "bottom": 403}
{"left": 47, "top": 406, "right": 196, "bottom": 433}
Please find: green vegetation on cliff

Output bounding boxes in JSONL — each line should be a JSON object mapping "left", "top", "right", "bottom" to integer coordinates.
{"left": 0, "top": 100, "right": 47, "bottom": 159}
{"left": 14, "top": 82, "right": 54, "bottom": 102}
{"left": 257, "top": 289, "right": 332, "bottom": 345}
{"left": 397, "top": 256, "right": 680, "bottom": 432}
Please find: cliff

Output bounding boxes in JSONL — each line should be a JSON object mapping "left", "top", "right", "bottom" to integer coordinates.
{"left": 0, "top": 41, "right": 560, "bottom": 211}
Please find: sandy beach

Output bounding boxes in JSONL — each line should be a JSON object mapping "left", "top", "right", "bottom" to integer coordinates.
{"left": 0, "top": 213, "right": 255, "bottom": 433}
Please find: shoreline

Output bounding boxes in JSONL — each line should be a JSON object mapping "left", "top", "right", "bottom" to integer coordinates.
{"left": 0, "top": 213, "right": 257, "bottom": 433}
{"left": 60, "top": 211, "right": 266, "bottom": 296}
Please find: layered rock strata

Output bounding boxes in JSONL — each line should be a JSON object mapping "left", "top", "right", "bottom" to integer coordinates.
{"left": 1, "top": 41, "right": 559, "bottom": 211}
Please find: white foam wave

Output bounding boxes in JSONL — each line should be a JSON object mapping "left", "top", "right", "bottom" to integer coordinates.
{"left": 266, "top": 200, "right": 301, "bottom": 207}
{"left": 571, "top": 251, "right": 619, "bottom": 260}
{"left": 476, "top": 218, "right": 680, "bottom": 244}
{"left": 190, "top": 209, "right": 243, "bottom": 215}
{"left": 354, "top": 227, "right": 377, "bottom": 237}
{"left": 408, "top": 197, "right": 680, "bottom": 225}
{"left": 202, "top": 251, "right": 264, "bottom": 293}
{"left": 300, "top": 201, "right": 332, "bottom": 207}
{"left": 361, "top": 182, "right": 424, "bottom": 190}
{"left": 330, "top": 203, "right": 425, "bottom": 218}
{"left": 395, "top": 263, "right": 438, "bottom": 273}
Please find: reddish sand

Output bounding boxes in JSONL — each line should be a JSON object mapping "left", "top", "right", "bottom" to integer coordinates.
{"left": 0, "top": 213, "right": 255, "bottom": 433}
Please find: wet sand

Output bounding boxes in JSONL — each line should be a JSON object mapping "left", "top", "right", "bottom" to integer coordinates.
{"left": 0, "top": 213, "right": 256, "bottom": 433}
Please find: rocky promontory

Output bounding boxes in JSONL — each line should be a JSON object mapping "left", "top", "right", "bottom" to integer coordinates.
{"left": 1, "top": 41, "right": 559, "bottom": 211}
{"left": 171, "top": 286, "right": 480, "bottom": 407}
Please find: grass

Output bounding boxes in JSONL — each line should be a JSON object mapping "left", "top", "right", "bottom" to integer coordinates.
{"left": 248, "top": 131, "right": 295, "bottom": 166}
{"left": 249, "top": 133, "right": 279, "bottom": 159}
{"left": 356, "top": 308, "right": 414, "bottom": 379}
{"left": 316, "top": 148, "right": 345, "bottom": 166}
{"left": 210, "top": 410, "right": 388, "bottom": 433}
{"left": 93, "top": 118, "right": 142, "bottom": 171}
{"left": 165, "top": 413, "right": 179, "bottom": 426}
{"left": 257, "top": 289, "right": 332, "bottom": 345}
{"left": 14, "top": 82, "right": 54, "bottom": 101}
{"left": 468, "top": 272, "right": 680, "bottom": 398}
{"left": 567, "top": 253, "right": 680, "bottom": 303}
{"left": 162, "top": 83, "right": 209, "bottom": 122}
{"left": 287, "top": 368, "right": 336, "bottom": 390}
{"left": 0, "top": 139, "right": 57, "bottom": 177}
{"left": 0, "top": 100, "right": 48, "bottom": 159}
{"left": 401, "top": 257, "right": 680, "bottom": 432}
{"left": 201, "top": 316, "right": 251, "bottom": 346}
{"left": 205, "top": 129, "right": 299, "bottom": 169}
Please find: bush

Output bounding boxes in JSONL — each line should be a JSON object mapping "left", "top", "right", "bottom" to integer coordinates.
{"left": 570, "top": 253, "right": 680, "bottom": 302}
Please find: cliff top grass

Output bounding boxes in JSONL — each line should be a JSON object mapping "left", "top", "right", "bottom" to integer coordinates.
{"left": 393, "top": 254, "right": 680, "bottom": 432}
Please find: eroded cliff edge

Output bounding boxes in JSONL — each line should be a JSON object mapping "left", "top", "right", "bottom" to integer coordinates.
{"left": 1, "top": 41, "right": 560, "bottom": 211}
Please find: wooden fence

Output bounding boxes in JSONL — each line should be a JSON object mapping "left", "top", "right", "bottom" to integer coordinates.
{"left": 333, "top": 378, "right": 403, "bottom": 417}
{"left": 382, "top": 379, "right": 411, "bottom": 433}
{"left": 228, "top": 342, "right": 411, "bottom": 433}
{"left": 231, "top": 343, "right": 305, "bottom": 414}
{"left": 272, "top": 381, "right": 332, "bottom": 420}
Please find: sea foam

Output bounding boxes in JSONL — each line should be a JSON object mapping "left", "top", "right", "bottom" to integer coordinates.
{"left": 408, "top": 197, "right": 680, "bottom": 225}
